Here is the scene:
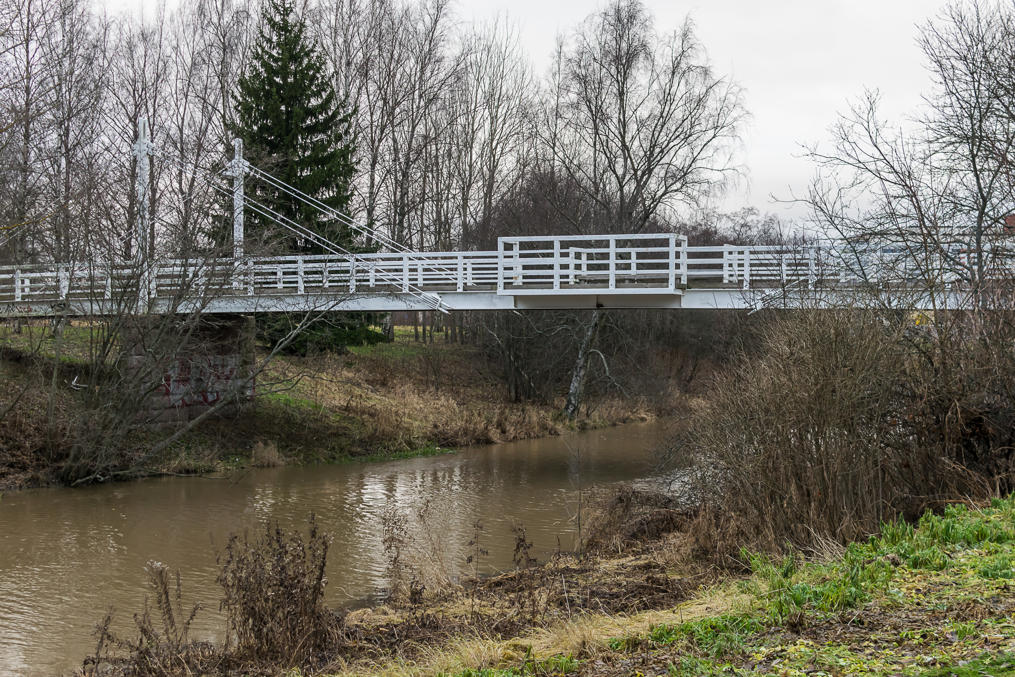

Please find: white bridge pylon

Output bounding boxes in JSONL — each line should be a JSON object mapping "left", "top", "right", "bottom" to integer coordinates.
{"left": 0, "top": 125, "right": 992, "bottom": 317}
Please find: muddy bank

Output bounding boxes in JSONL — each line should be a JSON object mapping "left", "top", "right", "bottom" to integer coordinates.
{"left": 79, "top": 488, "right": 695, "bottom": 676}
{"left": 81, "top": 492, "right": 1015, "bottom": 677}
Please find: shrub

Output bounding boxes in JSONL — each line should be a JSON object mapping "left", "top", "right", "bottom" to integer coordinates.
{"left": 88, "top": 562, "right": 217, "bottom": 675}
{"left": 675, "top": 308, "right": 1011, "bottom": 559}
{"left": 216, "top": 515, "right": 336, "bottom": 661}
{"left": 258, "top": 313, "right": 386, "bottom": 355}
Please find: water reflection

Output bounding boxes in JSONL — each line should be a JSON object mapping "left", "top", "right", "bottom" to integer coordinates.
{"left": 0, "top": 421, "right": 669, "bottom": 676}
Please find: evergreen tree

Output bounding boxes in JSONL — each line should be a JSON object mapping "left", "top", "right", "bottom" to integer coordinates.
{"left": 231, "top": 0, "right": 382, "bottom": 354}
{"left": 231, "top": 0, "right": 356, "bottom": 253}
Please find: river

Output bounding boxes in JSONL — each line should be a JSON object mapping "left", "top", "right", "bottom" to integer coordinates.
{"left": 0, "top": 421, "right": 670, "bottom": 676}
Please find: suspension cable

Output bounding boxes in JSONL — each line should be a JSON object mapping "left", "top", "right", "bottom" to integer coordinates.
{"left": 152, "top": 152, "right": 446, "bottom": 312}
{"left": 245, "top": 164, "right": 460, "bottom": 282}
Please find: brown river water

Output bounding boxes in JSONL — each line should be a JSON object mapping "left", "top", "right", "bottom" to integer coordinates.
{"left": 0, "top": 422, "right": 671, "bottom": 676}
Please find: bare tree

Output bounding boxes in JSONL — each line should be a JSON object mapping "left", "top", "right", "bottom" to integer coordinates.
{"left": 806, "top": 1, "right": 1015, "bottom": 306}
{"left": 537, "top": 0, "right": 745, "bottom": 418}
{"left": 1, "top": 0, "right": 54, "bottom": 264}
{"left": 453, "top": 19, "right": 532, "bottom": 247}
{"left": 543, "top": 0, "right": 745, "bottom": 235}
{"left": 37, "top": 0, "right": 108, "bottom": 262}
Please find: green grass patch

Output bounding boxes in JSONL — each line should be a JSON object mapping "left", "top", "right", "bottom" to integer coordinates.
{"left": 743, "top": 543, "right": 892, "bottom": 622}
{"left": 260, "top": 391, "right": 330, "bottom": 414}
{"left": 443, "top": 653, "right": 578, "bottom": 677}
{"left": 610, "top": 613, "right": 764, "bottom": 659}
{"left": 914, "top": 652, "right": 1015, "bottom": 676}
{"left": 976, "top": 552, "right": 1015, "bottom": 579}
{"left": 337, "top": 443, "right": 455, "bottom": 464}
{"left": 603, "top": 496, "right": 1015, "bottom": 673}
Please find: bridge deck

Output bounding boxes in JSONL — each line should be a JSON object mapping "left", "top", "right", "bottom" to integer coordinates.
{"left": 0, "top": 234, "right": 983, "bottom": 316}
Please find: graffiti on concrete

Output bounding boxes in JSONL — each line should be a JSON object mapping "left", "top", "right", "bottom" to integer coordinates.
{"left": 157, "top": 355, "right": 254, "bottom": 409}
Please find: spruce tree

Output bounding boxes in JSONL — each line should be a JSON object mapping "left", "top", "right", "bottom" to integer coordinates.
{"left": 231, "top": 0, "right": 356, "bottom": 253}
{"left": 232, "top": 0, "right": 382, "bottom": 354}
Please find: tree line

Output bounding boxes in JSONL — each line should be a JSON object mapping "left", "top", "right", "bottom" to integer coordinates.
{"left": 0, "top": 0, "right": 744, "bottom": 265}
{"left": 1, "top": 0, "right": 753, "bottom": 423}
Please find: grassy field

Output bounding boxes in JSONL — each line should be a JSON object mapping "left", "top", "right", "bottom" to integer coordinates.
{"left": 323, "top": 496, "right": 1015, "bottom": 677}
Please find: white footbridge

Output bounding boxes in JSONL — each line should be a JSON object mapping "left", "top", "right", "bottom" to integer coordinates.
{"left": 0, "top": 235, "right": 993, "bottom": 317}
{"left": 0, "top": 125, "right": 994, "bottom": 318}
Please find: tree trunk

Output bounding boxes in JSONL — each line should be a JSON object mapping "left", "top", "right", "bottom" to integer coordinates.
{"left": 563, "top": 310, "right": 600, "bottom": 420}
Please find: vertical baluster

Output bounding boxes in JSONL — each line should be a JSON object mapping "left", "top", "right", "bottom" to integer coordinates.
{"left": 668, "top": 235, "right": 676, "bottom": 290}
{"left": 680, "top": 235, "right": 688, "bottom": 287}
{"left": 457, "top": 254, "right": 464, "bottom": 292}
{"left": 553, "top": 239, "right": 561, "bottom": 290}
{"left": 349, "top": 258, "right": 357, "bottom": 293}
{"left": 497, "top": 240, "right": 505, "bottom": 293}
{"left": 609, "top": 238, "right": 616, "bottom": 289}
{"left": 402, "top": 254, "right": 409, "bottom": 292}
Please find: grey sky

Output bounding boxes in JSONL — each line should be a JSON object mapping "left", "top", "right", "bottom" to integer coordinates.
{"left": 109, "top": 0, "right": 955, "bottom": 220}
{"left": 459, "top": 0, "right": 954, "bottom": 220}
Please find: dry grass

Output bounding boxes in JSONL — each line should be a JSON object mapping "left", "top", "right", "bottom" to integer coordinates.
{"left": 250, "top": 440, "right": 284, "bottom": 467}
{"left": 260, "top": 336, "right": 659, "bottom": 456}
{"left": 1, "top": 327, "right": 670, "bottom": 487}
{"left": 325, "top": 587, "right": 747, "bottom": 677}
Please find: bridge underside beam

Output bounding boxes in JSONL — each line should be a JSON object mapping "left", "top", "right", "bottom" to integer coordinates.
{"left": 0, "top": 287, "right": 975, "bottom": 318}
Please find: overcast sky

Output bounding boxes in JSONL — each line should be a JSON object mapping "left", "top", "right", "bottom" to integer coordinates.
{"left": 457, "top": 0, "right": 955, "bottom": 220}
{"left": 108, "top": 0, "right": 956, "bottom": 220}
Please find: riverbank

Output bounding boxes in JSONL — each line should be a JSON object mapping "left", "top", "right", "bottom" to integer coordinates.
{"left": 0, "top": 324, "right": 667, "bottom": 490}
{"left": 80, "top": 491, "right": 1015, "bottom": 676}
{"left": 361, "top": 497, "right": 1015, "bottom": 677}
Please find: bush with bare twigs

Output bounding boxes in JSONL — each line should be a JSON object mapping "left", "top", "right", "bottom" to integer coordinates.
{"left": 86, "top": 562, "right": 218, "bottom": 676}
{"left": 674, "top": 308, "right": 1015, "bottom": 563}
{"left": 216, "top": 515, "right": 338, "bottom": 662}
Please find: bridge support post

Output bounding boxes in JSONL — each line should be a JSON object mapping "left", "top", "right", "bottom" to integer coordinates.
{"left": 122, "top": 314, "right": 257, "bottom": 422}
{"left": 132, "top": 118, "right": 153, "bottom": 309}
{"left": 229, "top": 138, "right": 246, "bottom": 289}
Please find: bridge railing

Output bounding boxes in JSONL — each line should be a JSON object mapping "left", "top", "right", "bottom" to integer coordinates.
{"left": 0, "top": 262, "right": 143, "bottom": 306}
{"left": 6, "top": 237, "right": 1015, "bottom": 314}
{"left": 686, "top": 245, "right": 832, "bottom": 289}
{"left": 496, "top": 234, "right": 688, "bottom": 294}
{"left": 236, "top": 252, "right": 502, "bottom": 295}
